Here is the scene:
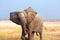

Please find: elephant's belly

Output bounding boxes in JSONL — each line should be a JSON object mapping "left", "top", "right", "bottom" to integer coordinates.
{"left": 33, "top": 26, "right": 42, "bottom": 32}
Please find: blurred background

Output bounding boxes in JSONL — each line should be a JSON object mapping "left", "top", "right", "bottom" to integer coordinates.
{"left": 0, "top": 0, "right": 60, "bottom": 20}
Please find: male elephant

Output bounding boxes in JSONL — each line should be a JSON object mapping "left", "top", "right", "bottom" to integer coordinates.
{"left": 10, "top": 7, "right": 43, "bottom": 40}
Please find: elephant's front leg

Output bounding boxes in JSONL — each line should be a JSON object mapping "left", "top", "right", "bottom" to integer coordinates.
{"left": 28, "top": 29, "right": 34, "bottom": 40}
{"left": 22, "top": 23, "right": 26, "bottom": 40}
{"left": 39, "top": 31, "right": 42, "bottom": 40}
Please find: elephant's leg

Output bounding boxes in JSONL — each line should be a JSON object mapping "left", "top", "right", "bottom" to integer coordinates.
{"left": 22, "top": 31, "right": 25, "bottom": 40}
{"left": 39, "top": 31, "right": 42, "bottom": 40}
{"left": 36, "top": 32, "right": 39, "bottom": 36}
{"left": 28, "top": 29, "right": 34, "bottom": 40}
{"left": 21, "top": 23, "right": 26, "bottom": 40}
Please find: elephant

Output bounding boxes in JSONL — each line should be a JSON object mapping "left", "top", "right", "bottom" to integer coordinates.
{"left": 10, "top": 7, "right": 43, "bottom": 40}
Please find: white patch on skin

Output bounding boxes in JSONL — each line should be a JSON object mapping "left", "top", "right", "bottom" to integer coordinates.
{"left": 21, "top": 13, "right": 24, "bottom": 17}
{"left": 20, "top": 12, "right": 25, "bottom": 17}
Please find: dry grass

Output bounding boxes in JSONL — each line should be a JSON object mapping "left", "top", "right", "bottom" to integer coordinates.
{"left": 44, "top": 20, "right": 60, "bottom": 22}
{"left": 0, "top": 20, "right": 60, "bottom": 40}
{"left": 42, "top": 26, "right": 60, "bottom": 40}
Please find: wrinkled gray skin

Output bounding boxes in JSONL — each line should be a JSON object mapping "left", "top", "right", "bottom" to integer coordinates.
{"left": 10, "top": 11, "right": 27, "bottom": 40}
{"left": 10, "top": 7, "right": 43, "bottom": 40}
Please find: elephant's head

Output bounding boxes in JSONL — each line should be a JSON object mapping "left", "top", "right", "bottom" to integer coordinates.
{"left": 10, "top": 11, "right": 20, "bottom": 25}
{"left": 10, "top": 11, "right": 27, "bottom": 25}
{"left": 10, "top": 7, "right": 37, "bottom": 25}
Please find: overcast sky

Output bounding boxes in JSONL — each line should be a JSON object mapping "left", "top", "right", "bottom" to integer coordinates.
{"left": 0, "top": 0, "right": 60, "bottom": 20}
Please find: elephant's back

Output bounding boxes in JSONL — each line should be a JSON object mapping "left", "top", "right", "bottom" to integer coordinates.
{"left": 32, "top": 14, "right": 43, "bottom": 32}
{"left": 33, "top": 14, "right": 43, "bottom": 25}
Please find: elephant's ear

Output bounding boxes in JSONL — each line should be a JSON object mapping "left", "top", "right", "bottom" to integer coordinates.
{"left": 27, "top": 7, "right": 35, "bottom": 12}
{"left": 27, "top": 12, "right": 37, "bottom": 23}
{"left": 24, "top": 7, "right": 34, "bottom": 14}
